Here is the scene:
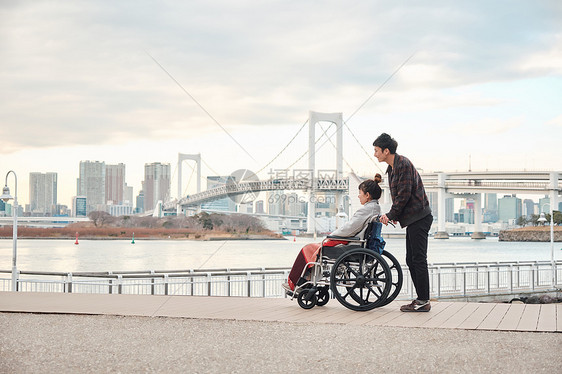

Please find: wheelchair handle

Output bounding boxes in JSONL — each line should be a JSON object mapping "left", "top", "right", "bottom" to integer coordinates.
{"left": 373, "top": 215, "right": 396, "bottom": 228}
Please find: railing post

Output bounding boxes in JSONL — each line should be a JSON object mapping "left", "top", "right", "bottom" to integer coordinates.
{"left": 531, "top": 266, "right": 535, "bottom": 291}
{"left": 486, "top": 265, "right": 491, "bottom": 295}
{"left": 164, "top": 274, "right": 169, "bottom": 295}
{"left": 207, "top": 273, "right": 212, "bottom": 296}
{"left": 117, "top": 275, "right": 123, "bottom": 294}
{"left": 283, "top": 270, "right": 290, "bottom": 298}
{"left": 453, "top": 263, "right": 457, "bottom": 292}
{"left": 190, "top": 269, "right": 194, "bottom": 296}
{"left": 150, "top": 270, "right": 155, "bottom": 295}
{"left": 247, "top": 271, "right": 252, "bottom": 297}
{"left": 437, "top": 267, "right": 441, "bottom": 298}
{"left": 66, "top": 272, "right": 73, "bottom": 293}
{"left": 509, "top": 265, "right": 513, "bottom": 294}
{"left": 109, "top": 279, "right": 113, "bottom": 294}
{"left": 262, "top": 267, "right": 266, "bottom": 298}
{"left": 462, "top": 267, "right": 466, "bottom": 297}
{"left": 227, "top": 275, "right": 231, "bottom": 297}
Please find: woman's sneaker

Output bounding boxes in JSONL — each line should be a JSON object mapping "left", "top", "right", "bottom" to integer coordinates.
{"left": 400, "top": 299, "right": 431, "bottom": 312}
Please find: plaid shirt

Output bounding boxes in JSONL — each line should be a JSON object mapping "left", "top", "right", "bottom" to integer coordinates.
{"left": 386, "top": 154, "right": 431, "bottom": 227}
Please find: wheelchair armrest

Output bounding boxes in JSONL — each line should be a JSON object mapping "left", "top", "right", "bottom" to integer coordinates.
{"left": 326, "top": 235, "right": 362, "bottom": 241}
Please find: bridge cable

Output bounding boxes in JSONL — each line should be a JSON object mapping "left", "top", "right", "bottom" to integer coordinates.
{"left": 283, "top": 121, "right": 336, "bottom": 170}
{"left": 145, "top": 50, "right": 257, "bottom": 163}
{"left": 277, "top": 54, "right": 415, "bottom": 176}
{"left": 255, "top": 118, "right": 309, "bottom": 175}
{"left": 342, "top": 53, "right": 416, "bottom": 174}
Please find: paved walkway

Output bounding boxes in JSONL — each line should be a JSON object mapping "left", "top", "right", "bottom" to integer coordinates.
{"left": 1, "top": 292, "right": 560, "bottom": 332}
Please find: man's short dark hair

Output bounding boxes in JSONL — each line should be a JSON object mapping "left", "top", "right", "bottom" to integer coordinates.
{"left": 373, "top": 133, "right": 398, "bottom": 154}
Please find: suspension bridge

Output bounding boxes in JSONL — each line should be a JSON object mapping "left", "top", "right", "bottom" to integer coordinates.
{"left": 154, "top": 110, "right": 560, "bottom": 236}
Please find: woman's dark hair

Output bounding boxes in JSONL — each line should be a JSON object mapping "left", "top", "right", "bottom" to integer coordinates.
{"left": 373, "top": 133, "right": 398, "bottom": 154}
{"left": 358, "top": 173, "right": 383, "bottom": 200}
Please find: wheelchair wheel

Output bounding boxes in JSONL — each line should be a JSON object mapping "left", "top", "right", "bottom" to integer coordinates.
{"left": 316, "top": 286, "right": 330, "bottom": 306}
{"left": 377, "top": 250, "right": 403, "bottom": 307}
{"left": 297, "top": 287, "right": 317, "bottom": 309}
{"left": 330, "top": 248, "right": 392, "bottom": 311}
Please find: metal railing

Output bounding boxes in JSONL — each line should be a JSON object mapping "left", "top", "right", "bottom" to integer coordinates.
{"left": 1, "top": 261, "right": 560, "bottom": 299}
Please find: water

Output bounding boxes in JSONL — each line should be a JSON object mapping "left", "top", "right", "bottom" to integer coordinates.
{"left": 1, "top": 237, "right": 559, "bottom": 273}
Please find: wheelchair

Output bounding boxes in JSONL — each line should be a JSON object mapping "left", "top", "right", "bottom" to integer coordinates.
{"left": 288, "top": 216, "right": 403, "bottom": 311}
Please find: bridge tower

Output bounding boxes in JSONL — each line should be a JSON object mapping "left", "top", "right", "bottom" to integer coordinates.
{"left": 307, "top": 111, "right": 344, "bottom": 235}
{"left": 178, "top": 153, "right": 202, "bottom": 214}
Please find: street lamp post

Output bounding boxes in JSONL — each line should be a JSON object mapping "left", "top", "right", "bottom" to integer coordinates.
{"left": 1, "top": 170, "right": 18, "bottom": 292}
{"left": 539, "top": 202, "right": 555, "bottom": 287}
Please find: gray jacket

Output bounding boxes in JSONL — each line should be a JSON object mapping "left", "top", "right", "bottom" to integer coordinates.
{"left": 330, "top": 200, "right": 380, "bottom": 238}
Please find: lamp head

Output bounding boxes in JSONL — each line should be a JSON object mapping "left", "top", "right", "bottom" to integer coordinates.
{"left": 0, "top": 185, "right": 12, "bottom": 203}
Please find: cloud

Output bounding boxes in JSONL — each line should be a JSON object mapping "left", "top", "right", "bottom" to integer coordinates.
{"left": 1, "top": 0, "right": 561, "bottom": 156}
{"left": 546, "top": 114, "right": 562, "bottom": 127}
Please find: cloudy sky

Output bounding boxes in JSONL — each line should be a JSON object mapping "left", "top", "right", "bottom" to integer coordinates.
{"left": 1, "top": 1, "right": 561, "bottom": 207}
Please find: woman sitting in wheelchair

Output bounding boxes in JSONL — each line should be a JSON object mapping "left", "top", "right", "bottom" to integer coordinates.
{"left": 282, "top": 173, "right": 383, "bottom": 294}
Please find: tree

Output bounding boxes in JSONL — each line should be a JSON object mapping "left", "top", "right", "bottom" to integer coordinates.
{"left": 516, "top": 216, "right": 528, "bottom": 227}
{"left": 529, "top": 214, "right": 539, "bottom": 226}
{"left": 88, "top": 211, "right": 114, "bottom": 227}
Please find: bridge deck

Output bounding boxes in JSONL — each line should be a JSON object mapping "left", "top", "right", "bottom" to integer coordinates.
{"left": 0, "top": 292, "right": 559, "bottom": 332}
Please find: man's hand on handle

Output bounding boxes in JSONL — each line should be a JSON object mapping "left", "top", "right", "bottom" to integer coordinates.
{"left": 379, "top": 214, "right": 396, "bottom": 226}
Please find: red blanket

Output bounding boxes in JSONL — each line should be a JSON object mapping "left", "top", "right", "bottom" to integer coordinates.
{"left": 287, "top": 239, "right": 350, "bottom": 290}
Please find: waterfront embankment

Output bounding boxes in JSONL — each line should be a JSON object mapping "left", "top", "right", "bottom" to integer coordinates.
{"left": 499, "top": 226, "right": 562, "bottom": 242}
{"left": 0, "top": 226, "right": 283, "bottom": 241}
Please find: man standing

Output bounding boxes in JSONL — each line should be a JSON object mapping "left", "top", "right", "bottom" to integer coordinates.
{"left": 373, "top": 133, "right": 433, "bottom": 312}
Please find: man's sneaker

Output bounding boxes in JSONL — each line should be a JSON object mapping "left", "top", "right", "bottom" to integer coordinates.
{"left": 400, "top": 299, "right": 431, "bottom": 312}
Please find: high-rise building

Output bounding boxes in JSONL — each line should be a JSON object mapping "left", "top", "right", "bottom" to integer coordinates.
{"left": 124, "top": 185, "right": 133, "bottom": 206}
{"left": 143, "top": 162, "right": 171, "bottom": 211}
{"left": 445, "top": 198, "right": 454, "bottom": 222}
{"left": 498, "top": 195, "right": 522, "bottom": 223}
{"left": 483, "top": 193, "right": 499, "bottom": 223}
{"left": 255, "top": 200, "right": 265, "bottom": 214}
{"left": 485, "top": 193, "right": 498, "bottom": 211}
{"left": 201, "top": 176, "right": 236, "bottom": 212}
{"left": 105, "top": 163, "right": 126, "bottom": 205}
{"left": 539, "top": 196, "right": 550, "bottom": 214}
{"left": 136, "top": 190, "right": 144, "bottom": 214}
{"left": 77, "top": 161, "right": 106, "bottom": 213}
{"left": 29, "top": 172, "right": 57, "bottom": 215}
{"left": 267, "top": 191, "right": 281, "bottom": 215}
{"left": 427, "top": 192, "right": 438, "bottom": 221}
{"left": 72, "top": 196, "right": 87, "bottom": 217}
{"left": 523, "top": 199, "right": 536, "bottom": 217}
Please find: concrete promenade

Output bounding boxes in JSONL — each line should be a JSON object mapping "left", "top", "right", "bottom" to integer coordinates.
{"left": 1, "top": 292, "right": 561, "bottom": 373}
{"left": 1, "top": 292, "right": 560, "bottom": 332}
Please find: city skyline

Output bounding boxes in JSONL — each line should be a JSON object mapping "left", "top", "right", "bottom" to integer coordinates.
{"left": 3, "top": 163, "right": 558, "bottom": 217}
{"left": 1, "top": 1, "right": 561, "bottom": 207}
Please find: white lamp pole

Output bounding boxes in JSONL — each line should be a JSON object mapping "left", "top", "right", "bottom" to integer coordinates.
{"left": 549, "top": 204, "right": 554, "bottom": 286}
{"left": 539, "top": 202, "right": 555, "bottom": 286}
{"left": 1, "top": 171, "right": 18, "bottom": 292}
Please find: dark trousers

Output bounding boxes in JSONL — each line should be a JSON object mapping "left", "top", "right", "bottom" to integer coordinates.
{"left": 405, "top": 214, "right": 432, "bottom": 301}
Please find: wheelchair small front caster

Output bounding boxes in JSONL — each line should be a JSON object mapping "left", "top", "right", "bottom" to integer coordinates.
{"left": 297, "top": 287, "right": 318, "bottom": 309}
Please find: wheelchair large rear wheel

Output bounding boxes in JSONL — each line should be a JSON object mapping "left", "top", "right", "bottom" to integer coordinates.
{"left": 330, "top": 248, "right": 392, "bottom": 311}
{"left": 377, "top": 250, "right": 403, "bottom": 307}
